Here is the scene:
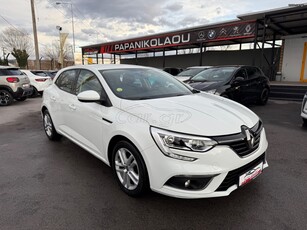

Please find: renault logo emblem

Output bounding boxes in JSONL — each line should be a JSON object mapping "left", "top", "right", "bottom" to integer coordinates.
{"left": 241, "top": 125, "right": 255, "bottom": 149}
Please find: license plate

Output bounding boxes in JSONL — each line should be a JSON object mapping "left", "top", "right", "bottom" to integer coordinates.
{"left": 23, "top": 83, "right": 30, "bottom": 88}
{"left": 239, "top": 162, "right": 263, "bottom": 187}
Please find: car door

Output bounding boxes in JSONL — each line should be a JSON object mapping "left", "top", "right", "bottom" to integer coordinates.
{"left": 52, "top": 69, "right": 79, "bottom": 133}
{"left": 230, "top": 67, "right": 248, "bottom": 103}
{"left": 68, "top": 69, "right": 112, "bottom": 156}
{"left": 246, "top": 66, "right": 262, "bottom": 101}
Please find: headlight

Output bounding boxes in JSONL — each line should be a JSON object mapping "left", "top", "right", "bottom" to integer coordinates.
{"left": 206, "top": 89, "right": 220, "bottom": 95}
{"left": 150, "top": 127, "right": 217, "bottom": 161}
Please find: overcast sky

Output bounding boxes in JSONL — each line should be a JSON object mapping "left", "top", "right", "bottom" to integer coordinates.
{"left": 0, "top": 0, "right": 306, "bottom": 56}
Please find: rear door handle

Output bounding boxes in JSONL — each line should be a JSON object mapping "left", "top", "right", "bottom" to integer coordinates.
{"left": 69, "top": 104, "right": 76, "bottom": 110}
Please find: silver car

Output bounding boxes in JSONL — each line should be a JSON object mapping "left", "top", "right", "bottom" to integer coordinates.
{"left": 0, "top": 66, "right": 32, "bottom": 106}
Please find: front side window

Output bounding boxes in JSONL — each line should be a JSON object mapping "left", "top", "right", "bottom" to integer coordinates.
{"left": 246, "top": 67, "right": 261, "bottom": 79}
{"left": 100, "top": 68, "right": 192, "bottom": 100}
{"left": 234, "top": 68, "right": 248, "bottom": 80}
{"left": 76, "top": 70, "right": 103, "bottom": 95}
{"left": 55, "top": 70, "right": 77, "bottom": 94}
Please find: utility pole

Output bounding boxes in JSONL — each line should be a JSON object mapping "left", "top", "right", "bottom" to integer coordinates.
{"left": 30, "top": 0, "right": 40, "bottom": 69}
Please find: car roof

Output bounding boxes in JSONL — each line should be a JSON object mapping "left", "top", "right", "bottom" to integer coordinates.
{"left": 64, "top": 64, "right": 152, "bottom": 71}
{"left": 207, "top": 65, "right": 255, "bottom": 68}
{"left": 187, "top": 66, "right": 212, "bottom": 69}
{"left": 0, "top": 65, "right": 19, "bottom": 69}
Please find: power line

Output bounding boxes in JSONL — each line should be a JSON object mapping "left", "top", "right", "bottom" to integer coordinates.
{"left": 46, "top": 0, "right": 107, "bottom": 41}
{"left": 0, "top": 12, "right": 48, "bottom": 48}
{"left": 73, "top": 6, "right": 106, "bottom": 40}
{"left": 0, "top": 13, "right": 29, "bottom": 36}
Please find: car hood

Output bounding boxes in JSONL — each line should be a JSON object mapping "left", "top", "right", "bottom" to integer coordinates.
{"left": 119, "top": 93, "right": 258, "bottom": 136}
{"left": 188, "top": 81, "right": 225, "bottom": 91}
{"left": 175, "top": 76, "right": 191, "bottom": 82}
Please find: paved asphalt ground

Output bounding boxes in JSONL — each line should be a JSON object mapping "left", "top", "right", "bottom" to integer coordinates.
{"left": 0, "top": 98, "right": 306, "bottom": 230}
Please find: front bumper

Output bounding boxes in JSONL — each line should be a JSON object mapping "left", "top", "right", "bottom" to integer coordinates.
{"left": 143, "top": 128, "right": 268, "bottom": 199}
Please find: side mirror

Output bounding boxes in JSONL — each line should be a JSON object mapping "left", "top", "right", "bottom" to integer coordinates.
{"left": 233, "top": 76, "right": 244, "bottom": 84}
{"left": 183, "top": 76, "right": 193, "bottom": 83}
{"left": 77, "top": 90, "right": 101, "bottom": 103}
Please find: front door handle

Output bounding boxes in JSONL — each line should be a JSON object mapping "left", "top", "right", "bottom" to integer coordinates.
{"left": 69, "top": 104, "right": 76, "bottom": 110}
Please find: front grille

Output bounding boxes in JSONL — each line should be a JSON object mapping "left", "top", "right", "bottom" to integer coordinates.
{"left": 215, "top": 153, "right": 265, "bottom": 192}
{"left": 213, "top": 121, "right": 263, "bottom": 157}
{"left": 228, "top": 130, "right": 261, "bottom": 157}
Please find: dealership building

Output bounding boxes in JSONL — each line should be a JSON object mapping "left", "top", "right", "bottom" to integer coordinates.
{"left": 81, "top": 5, "right": 307, "bottom": 83}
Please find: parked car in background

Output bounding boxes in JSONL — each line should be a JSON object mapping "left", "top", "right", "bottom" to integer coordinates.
{"left": 0, "top": 66, "right": 32, "bottom": 106}
{"left": 163, "top": 67, "right": 183, "bottom": 76}
{"left": 42, "top": 64, "right": 268, "bottom": 198}
{"left": 21, "top": 70, "right": 53, "bottom": 97}
{"left": 176, "top": 66, "right": 212, "bottom": 82}
{"left": 301, "top": 92, "right": 307, "bottom": 125}
{"left": 186, "top": 66, "right": 270, "bottom": 105}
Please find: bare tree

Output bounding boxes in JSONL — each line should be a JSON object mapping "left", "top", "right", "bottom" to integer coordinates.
{"left": 0, "top": 28, "right": 32, "bottom": 54}
{"left": 0, "top": 28, "right": 32, "bottom": 67}
{"left": 43, "top": 40, "right": 73, "bottom": 66}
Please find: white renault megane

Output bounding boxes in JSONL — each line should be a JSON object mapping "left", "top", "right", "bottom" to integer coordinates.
{"left": 41, "top": 64, "right": 268, "bottom": 198}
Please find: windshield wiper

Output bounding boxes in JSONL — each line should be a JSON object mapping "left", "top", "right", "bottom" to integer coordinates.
{"left": 192, "top": 89, "right": 200, "bottom": 94}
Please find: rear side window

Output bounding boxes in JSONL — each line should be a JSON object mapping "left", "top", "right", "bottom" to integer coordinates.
{"left": 0, "top": 68, "right": 23, "bottom": 76}
{"left": 55, "top": 70, "right": 78, "bottom": 94}
{"left": 31, "top": 71, "right": 48, "bottom": 77}
{"left": 246, "top": 67, "right": 262, "bottom": 79}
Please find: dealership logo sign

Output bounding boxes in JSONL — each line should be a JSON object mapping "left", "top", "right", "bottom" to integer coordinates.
{"left": 114, "top": 34, "right": 191, "bottom": 51}
{"left": 219, "top": 28, "right": 227, "bottom": 36}
{"left": 244, "top": 24, "right": 252, "bottom": 35}
{"left": 207, "top": 30, "right": 216, "bottom": 39}
{"left": 97, "top": 22, "right": 256, "bottom": 54}
{"left": 198, "top": 31, "right": 205, "bottom": 39}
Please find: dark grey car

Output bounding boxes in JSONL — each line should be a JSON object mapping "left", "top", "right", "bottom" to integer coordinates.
{"left": 186, "top": 66, "right": 270, "bottom": 105}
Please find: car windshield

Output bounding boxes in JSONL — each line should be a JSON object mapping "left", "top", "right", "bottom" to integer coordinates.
{"left": 177, "top": 68, "right": 206, "bottom": 77}
{"left": 0, "top": 68, "right": 23, "bottom": 76}
{"left": 191, "top": 67, "right": 237, "bottom": 82}
{"left": 100, "top": 68, "right": 193, "bottom": 100}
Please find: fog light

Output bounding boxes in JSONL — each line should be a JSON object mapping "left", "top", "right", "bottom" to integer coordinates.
{"left": 165, "top": 176, "right": 215, "bottom": 191}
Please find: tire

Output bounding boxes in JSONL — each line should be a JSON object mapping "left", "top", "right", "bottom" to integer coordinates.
{"left": 111, "top": 140, "right": 149, "bottom": 197}
{"left": 258, "top": 87, "right": 269, "bottom": 105}
{"left": 15, "top": 97, "right": 27, "bottom": 101}
{"left": 303, "top": 118, "right": 307, "bottom": 127}
{"left": 43, "top": 110, "right": 62, "bottom": 141}
{"left": 0, "top": 89, "right": 13, "bottom": 106}
{"left": 31, "top": 87, "right": 39, "bottom": 98}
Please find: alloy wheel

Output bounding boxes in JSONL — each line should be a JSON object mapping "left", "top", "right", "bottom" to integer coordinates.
{"left": 114, "top": 148, "right": 140, "bottom": 190}
{"left": 44, "top": 113, "right": 53, "bottom": 137}
{"left": 0, "top": 91, "right": 11, "bottom": 105}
